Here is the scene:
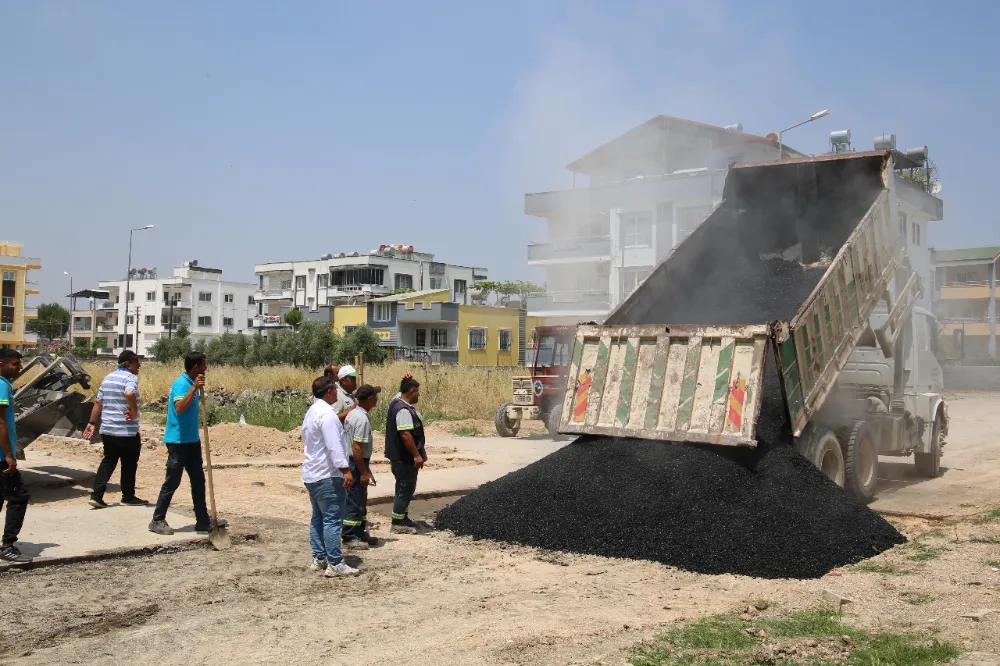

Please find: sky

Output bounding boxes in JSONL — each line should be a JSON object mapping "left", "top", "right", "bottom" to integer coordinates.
{"left": 2, "top": 0, "right": 997, "bottom": 308}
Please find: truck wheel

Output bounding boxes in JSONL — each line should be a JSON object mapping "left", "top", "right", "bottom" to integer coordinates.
{"left": 843, "top": 420, "right": 879, "bottom": 503}
{"left": 914, "top": 418, "right": 942, "bottom": 478}
{"left": 494, "top": 403, "right": 520, "bottom": 438}
{"left": 547, "top": 403, "right": 566, "bottom": 439}
{"left": 794, "top": 425, "right": 845, "bottom": 487}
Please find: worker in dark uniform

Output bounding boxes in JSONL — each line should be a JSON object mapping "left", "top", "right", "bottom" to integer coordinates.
{"left": 384, "top": 376, "right": 425, "bottom": 534}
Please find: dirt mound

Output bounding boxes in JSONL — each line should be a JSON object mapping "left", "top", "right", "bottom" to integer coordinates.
{"left": 435, "top": 438, "right": 905, "bottom": 579}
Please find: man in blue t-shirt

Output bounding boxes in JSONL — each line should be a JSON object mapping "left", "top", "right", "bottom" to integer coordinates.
{"left": 0, "top": 348, "right": 31, "bottom": 562}
{"left": 149, "top": 351, "right": 227, "bottom": 536}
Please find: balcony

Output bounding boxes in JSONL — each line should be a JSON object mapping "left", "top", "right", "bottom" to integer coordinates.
{"left": 99, "top": 301, "right": 120, "bottom": 310}
{"left": 254, "top": 289, "right": 293, "bottom": 301}
{"left": 526, "top": 290, "right": 612, "bottom": 316}
{"left": 22, "top": 307, "right": 38, "bottom": 319}
{"left": 253, "top": 315, "right": 290, "bottom": 328}
{"left": 395, "top": 346, "right": 459, "bottom": 364}
{"left": 940, "top": 281, "right": 997, "bottom": 300}
{"left": 22, "top": 332, "right": 38, "bottom": 344}
{"left": 161, "top": 298, "right": 194, "bottom": 310}
{"left": 98, "top": 322, "right": 118, "bottom": 332}
{"left": 527, "top": 236, "right": 612, "bottom": 264}
{"left": 24, "top": 280, "right": 39, "bottom": 295}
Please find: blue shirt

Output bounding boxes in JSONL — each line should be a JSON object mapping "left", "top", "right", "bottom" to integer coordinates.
{"left": 0, "top": 377, "right": 15, "bottom": 458}
{"left": 97, "top": 367, "right": 140, "bottom": 437}
{"left": 164, "top": 373, "right": 200, "bottom": 444}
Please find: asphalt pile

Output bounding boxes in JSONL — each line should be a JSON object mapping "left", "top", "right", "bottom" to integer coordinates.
{"left": 436, "top": 437, "right": 905, "bottom": 579}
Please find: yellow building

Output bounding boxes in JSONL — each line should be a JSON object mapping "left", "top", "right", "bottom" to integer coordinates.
{"left": 934, "top": 246, "right": 999, "bottom": 359}
{"left": 0, "top": 241, "right": 41, "bottom": 350}
{"left": 332, "top": 288, "right": 545, "bottom": 366}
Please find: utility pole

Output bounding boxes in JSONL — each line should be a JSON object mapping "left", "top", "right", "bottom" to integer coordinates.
{"left": 124, "top": 225, "right": 154, "bottom": 350}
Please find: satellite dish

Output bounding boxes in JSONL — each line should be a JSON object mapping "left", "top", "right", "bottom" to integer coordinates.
{"left": 931, "top": 181, "right": 942, "bottom": 195}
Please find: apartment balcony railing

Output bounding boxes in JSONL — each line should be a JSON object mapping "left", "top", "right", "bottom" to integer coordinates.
{"left": 22, "top": 332, "right": 38, "bottom": 344}
{"left": 394, "top": 346, "right": 459, "bottom": 364}
{"left": 527, "top": 236, "right": 612, "bottom": 263}
{"left": 99, "top": 301, "right": 119, "bottom": 310}
{"left": 526, "top": 290, "right": 612, "bottom": 313}
{"left": 161, "top": 298, "right": 194, "bottom": 309}
{"left": 943, "top": 280, "right": 993, "bottom": 287}
{"left": 99, "top": 323, "right": 117, "bottom": 331}
{"left": 254, "top": 289, "right": 293, "bottom": 301}
{"left": 253, "top": 315, "right": 290, "bottom": 328}
{"left": 22, "top": 307, "right": 38, "bottom": 318}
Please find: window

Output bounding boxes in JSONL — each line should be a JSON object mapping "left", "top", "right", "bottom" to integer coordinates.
{"left": 198, "top": 316, "right": 213, "bottom": 326}
{"left": 374, "top": 302, "right": 392, "bottom": 322}
{"left": 127, "top": 291, "right": 135, "bottom": 301}
{"left": 622, "top": 212, "right": 652, "bottom": 247}
{"left": 127, "top": 315, "right": 134, "bottom": 325}
{"left": 415, "top": 329, "right": 427, "bottom": 347}
{"left": 677, "top": 207, "right": 711, "bottom": 241}
{"left": 198, "top": 292, "right": 212, "bottom": 303}
{"left": 0, "top": 323, "right": 12, "bottom": 333}
{"left": 1, "top": 271, "right": 14, "bottom": 282}
{"left": 331, "top": 267, "right": 384, "bottom": 288}
{"left": 498, "top": 328, "right": 512, "bottom": 351}
{"left": 899, "top": 212, "right": 908, "bottom": 240}
{"left": 395, "top": 273, "right": 413, "bottom": 290}
{"left": 536, "top": 335, "right": 571, "bottom": 368}
{"left": 317, "top": 274, "right": 328, "bottom": 288}
{"left": 468, "top": 327, "right": 487, "bottom": 351}
{"left": 912, "top": 222, "right": 921, "bottom": 246}
{"left": 1, "top": 297, "right": 12, "bottom": 307}
{"left": 223, "top": 317, "right": 234, "bottom": 327}
{"left": 430, "top": 277, "right": 443, "bottom": 290}
{"left": 144, "top": 315, "right": 155, "bottom": 325}
{"left": 431, "top": 328, "right": 448, "bottom": 348}
{"left": 146, "top": 291, "right": 156, "bottom": 302}
{"left": 248, "top": 295, "right": 255, "bottom": 305}
{"left": 280, "top": 279, "right": 292, "bottom": 290}
{"left": 623, "top": 267, "right": 652, "bottom": 297}
{"left": 454, "top": 279, "right": 467, "bottom": 297}
{"left": 307, "top": 297, "right": 316, "bottom": 311}
{"left": 343, "top": 326, "right": 358, "bottom": 335}
{"left": 224, "top": 293, "right": 234, "bottom": 304}
{"left": 295, "top": 276, "right": 306, "bottom": 289}
{"left": 247, "top": 318, "right": 254, "bottom": 328}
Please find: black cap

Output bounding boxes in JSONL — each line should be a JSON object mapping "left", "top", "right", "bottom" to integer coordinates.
{"left": 118, "top": 350, "right": 139, "bottom": 366}
{"left": 356, "top": 385, "right": 382, "bottom": 401}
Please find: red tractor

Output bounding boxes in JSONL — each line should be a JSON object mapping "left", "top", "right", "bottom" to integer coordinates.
{"left": 494, "top": 325, "right": 574, "bottom": 438}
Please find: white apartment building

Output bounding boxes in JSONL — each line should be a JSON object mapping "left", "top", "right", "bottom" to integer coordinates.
{"left": 71, "top": 261, "right": 257, "bottom": 357}
{"left": 524, "top": 116, "right": 808, "bottom": 323}
{"left": 524, "top": 116, "right": 944, "bottom": 322}
{"left": 253, "top": 245, "right": 488, "bottom": 333}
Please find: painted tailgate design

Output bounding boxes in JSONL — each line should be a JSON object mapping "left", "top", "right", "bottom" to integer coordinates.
{"left": 559, "top": 324, "right": 771, "bottom": 447}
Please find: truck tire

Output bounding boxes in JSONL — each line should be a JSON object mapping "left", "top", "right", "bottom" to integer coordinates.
{"left": 547, "top": 402, "right": 567, "bottom": 439}
{"left": 494, "top": 403, "right": 520, "bottom": 438}
{"left": 794, "top": 425, "right": 845, "bottom": 487}
{"left": 914, "top": 417, "right": 942, "bottom": 478}
{"left": 842, "top": 420, "right": 879, "bottom": 503}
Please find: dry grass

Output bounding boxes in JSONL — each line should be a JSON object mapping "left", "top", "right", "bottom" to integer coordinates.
{"left": 81, "top": 361, "right": 524, "bottom": 422}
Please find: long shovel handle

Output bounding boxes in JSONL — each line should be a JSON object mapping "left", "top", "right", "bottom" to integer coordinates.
{"left": 200, "top": 391, "right": 220, "bottom": 527}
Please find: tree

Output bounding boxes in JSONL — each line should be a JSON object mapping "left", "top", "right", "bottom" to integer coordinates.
{"left": 471, "top": 280, "right": 544, "bottom": 307}
{"left": 148, "top": 323, "right": 192, "bottom": 362}
{"left": 337, "top": 325, "right": 387, "bottom": 366}
{"left": 283, "top": 309, "right": 303, "bottom": 329}
{"left": 28, "top": 302, "right": 70, "bottom": 341}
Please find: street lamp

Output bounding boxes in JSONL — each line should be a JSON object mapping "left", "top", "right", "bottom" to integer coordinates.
{"left": 778, "top": 109, "right": 830, "bottom": 160}
{"left": 63, "top": 271, "right": 73, "bottom": 313}
{"left": 124, "top": 225, "right": 154, "bottom": 350}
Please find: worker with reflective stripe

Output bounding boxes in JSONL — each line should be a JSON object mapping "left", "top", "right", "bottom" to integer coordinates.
{"left": 332, "top": 365, "right": 358, "bottom": 423}
{"left": 0, "top": 349, "right": 31, "bottom": 563}
{"left": 342, "top": 384, "right": 381, "bottom": 549}
{"left": 384, "top": 377, "right": 425, "bottom": 534}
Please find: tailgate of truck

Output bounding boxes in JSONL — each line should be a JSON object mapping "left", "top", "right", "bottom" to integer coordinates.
{"left": 558, "top": 323, "right": 771, "bottom": 447}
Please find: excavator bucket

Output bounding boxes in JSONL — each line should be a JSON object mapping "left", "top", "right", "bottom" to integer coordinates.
{"left": 13, "top": 353, "right": 95, "bottom": 454}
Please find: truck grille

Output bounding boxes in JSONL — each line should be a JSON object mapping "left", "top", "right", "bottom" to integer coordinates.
{"left": 512, "top": 377, "right": 534, "bottom": 405}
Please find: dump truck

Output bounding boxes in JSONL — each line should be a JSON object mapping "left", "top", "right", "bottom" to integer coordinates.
{"left": 12, "top": 352, "right": 95, "bottom": 456}
{"left": 556, "top": 150, "right": 952, "bottom": 502}
{"left": 495, "top": 325, "right": 575, "bottom": 437}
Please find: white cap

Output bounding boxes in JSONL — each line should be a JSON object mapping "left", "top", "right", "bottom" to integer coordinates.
{"left": 338, "top": 365, "right": 356, "bottom": 380}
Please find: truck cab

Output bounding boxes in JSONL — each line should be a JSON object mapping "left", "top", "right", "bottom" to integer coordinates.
{"left": 494, "top": 325, "right": 573, "bottom": 437}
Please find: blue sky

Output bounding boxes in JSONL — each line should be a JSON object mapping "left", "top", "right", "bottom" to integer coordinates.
{"left": 2, "top": 0, "right": 996, "bottom": 306}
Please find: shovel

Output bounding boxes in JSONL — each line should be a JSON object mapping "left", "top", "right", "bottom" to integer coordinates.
{"left": 200, "top": 392, "right": 231, "bottom": 550}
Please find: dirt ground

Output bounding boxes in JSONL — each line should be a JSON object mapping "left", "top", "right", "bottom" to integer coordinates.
{"left": 4, "top": 394, "right": 1000, "bottom": 666}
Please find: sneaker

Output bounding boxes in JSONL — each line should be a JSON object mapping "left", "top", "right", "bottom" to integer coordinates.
{"left": 343, "top": 538, "right": 369, "bottom": 550}
{"left": 0, "top": 545, "right": 33, "bottom": 563}
{"left": 121, "top": 497, "right": 149, "bottom": 506}
{"left": 310, "top": 557, "right": 327, "bottom": 571}
{"left": 148, "top": 520, "right": 175, "bottom": 535}
{"left": 88, "top": 497, "right": 108, "bottom": 509}
{"left": 194, "top": 518, "right": 229, "bottom": 533}
{"left": 324, "top": 561, "right": 360, "bottom": 577}
{"left": 390, "top": 523, "right": 418, "bottom": 535}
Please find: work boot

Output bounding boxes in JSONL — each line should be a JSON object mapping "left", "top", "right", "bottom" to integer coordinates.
{"left": 325, "top": 561, "right": 360, "bottom": 577}
{"left": 0, "top": 545, "right": 33, "bottom": 563}
{"left": 121, "top": 497, "right": 149, "bottom": 506}
{"left": 148, "top": 520, "right": 175, "bottom": 535}
{"left": 343, "top": 538, "right": 369, "bottom": 551}
{"left": 310, "top": 557, "right": 327, "bottom": 571}
{"left": 362, "top": 533, "right": 381, "bottom": 546}
{"left": 390, "top": 520, "right": 418, "bottom": 535}
{"left": 194, "top": 518, "right": 229, "bottom": 533}
{"left": 88, "top": 497, "right": 109, "bottom": 509}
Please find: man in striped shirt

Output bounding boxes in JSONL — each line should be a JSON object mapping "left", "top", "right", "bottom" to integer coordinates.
{"left": 83, "top": 350, "right": 148, "bottom": 508}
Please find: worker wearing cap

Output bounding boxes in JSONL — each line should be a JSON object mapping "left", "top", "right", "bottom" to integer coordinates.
{"left": 342, "top": 384, "right": 381, "bottom": 549}
{"left": 384, "top": 376, "right": 426, "bottom": 534}
{"left": 83, "top": 350, "right": 148, "bottom": 509}
{"left": 333, "top": 365, "right": 358, "bottom": 423}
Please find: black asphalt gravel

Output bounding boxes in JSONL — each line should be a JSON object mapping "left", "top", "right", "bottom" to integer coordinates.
{"left": 435, "top": 438, "right": 905, "bottom": 579}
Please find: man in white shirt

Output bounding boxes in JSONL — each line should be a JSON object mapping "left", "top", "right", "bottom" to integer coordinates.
{"left": 301, "top": 375, "right": 360, "bottom": 577}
